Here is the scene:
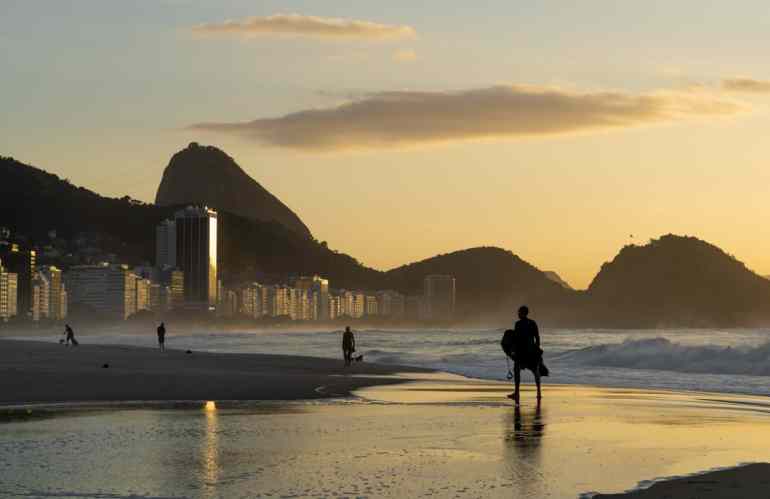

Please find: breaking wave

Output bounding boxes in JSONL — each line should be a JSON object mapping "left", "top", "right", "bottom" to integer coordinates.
{"left": 556, "top": 337, "right": 770, "bottom": 376}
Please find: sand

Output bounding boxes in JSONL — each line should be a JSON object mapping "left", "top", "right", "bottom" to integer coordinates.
{"left": 4, "top": 339, "right": 770, "bottom": 498}
{"left": 594, "top": 463, "right": 770, "bottom": 498}
{"left": 0, "top": 338, "right": 428, "bottom": 405}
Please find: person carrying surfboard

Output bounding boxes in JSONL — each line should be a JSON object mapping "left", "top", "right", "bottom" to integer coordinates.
{"left": 501, "top": 306, "right": 547, "bottom": 405}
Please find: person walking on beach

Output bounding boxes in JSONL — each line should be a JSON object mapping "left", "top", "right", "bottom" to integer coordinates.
{"left": 342, "top": 326, "right": 356, "bottom": 366}
{"left": 157, "top": 322, "right": 166, "bottom": 352}
{"left": 501, "top": 306, "right": 545, "bottom": 405}
{"left": 64, "top": 324, "right": 78, "bottom": 347}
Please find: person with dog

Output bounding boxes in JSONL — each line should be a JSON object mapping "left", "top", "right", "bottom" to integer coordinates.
{"left": 501, "top": 306, "right": 547, "bottom": 405}
{"left": 64, "top": 324, "right": 78, "bottom": 347}
{"left": 342, "top": 326, "right": 356, "bottom": 366}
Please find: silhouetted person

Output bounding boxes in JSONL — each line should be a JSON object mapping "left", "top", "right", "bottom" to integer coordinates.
{"left": 501, "top": 306, "right": 544, "bottom": 405}
{"left": 342, "top": 326, "right": 355, "bottom": 366}
{"left": 64, "top": 324, "right": 78, "bottom": 347}
{"left": 157, "top": 322, "right": 166, "bottom": 352}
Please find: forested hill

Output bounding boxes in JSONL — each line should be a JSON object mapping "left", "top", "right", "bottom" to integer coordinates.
{"left": 586, "top": 234, "right": 770, "bottom": 327}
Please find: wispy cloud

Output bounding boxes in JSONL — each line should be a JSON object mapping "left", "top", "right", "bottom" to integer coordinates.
{"left": 189, "top": 85, "right": 744, "bottom": 151}
{"left": 722, "top": 77, "right": 770, "bottom": 94}
{"left": 393, "top": 49, "right": 418, "bottom": 62}
{"left": 191, "top": 13, "right": 416, "bottom": 40}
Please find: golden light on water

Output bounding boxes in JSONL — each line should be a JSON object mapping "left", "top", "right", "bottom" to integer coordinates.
{"left": 205, "top": 401, "right": 217, "bottom": 411}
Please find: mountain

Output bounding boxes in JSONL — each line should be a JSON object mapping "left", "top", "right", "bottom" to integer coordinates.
{"left": 155, "top": 143, "right": 312, "bottom": 238}
{"left": 586, "top": 234, "right": 770, "bottom": 327}
{"left": 0, "top": 154, "right": 380, "bottom": 290}
{"left": 0, "top": 155, "right": 166, "bottom": 262}
{"left": 543, "top": 271, "right": 573, "bottom": 290}
{"left": 384, "top": 247, "right": 579, "bottom": 323}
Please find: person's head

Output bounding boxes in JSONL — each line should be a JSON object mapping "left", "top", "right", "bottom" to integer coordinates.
{"left": 160, "top": 322, "right": 164, "bottom": 327}
{"left": 345, "top": 326, "right": 351, "bottom": 333}
{"left": 518, "top": 306, "right": 529, "bottom": 319}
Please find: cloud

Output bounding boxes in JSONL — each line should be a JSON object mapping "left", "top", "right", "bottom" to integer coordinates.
{"left": 191, "top": 13, "right": 416, "bottom": 40}
{"left": 722, "top": 78, "right": 770, "bottom": 94}
{"left": 189, "top": 85, "right": 744, "bottom": 151}
{"left": 393, "top": 49, "right": 418, "bottom": 62}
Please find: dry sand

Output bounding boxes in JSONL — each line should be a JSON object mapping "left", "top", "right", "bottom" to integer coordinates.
{"left": 0, "top": 338, "right": 428, "bottom": 405}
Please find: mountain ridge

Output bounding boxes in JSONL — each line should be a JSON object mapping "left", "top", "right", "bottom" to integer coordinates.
{"left": 3, "top": 152, "right": 770, "bottom": 327}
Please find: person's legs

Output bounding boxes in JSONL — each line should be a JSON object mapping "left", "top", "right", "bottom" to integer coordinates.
{"left": 534, "top": 370, "right": 542, "bottom": 402}
{"left": 513, "top": 364, "right": 521, "bottom": 405}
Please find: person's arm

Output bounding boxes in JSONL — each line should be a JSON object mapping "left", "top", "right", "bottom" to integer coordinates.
{"left": 534, "top": 321, "right": 540, "bottom": 348}
{"left": 352, "top": 334, "right": 356, "bottom": 350}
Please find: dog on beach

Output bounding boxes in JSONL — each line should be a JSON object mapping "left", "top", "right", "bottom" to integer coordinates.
{"left": 353, "top": 354, "right": 364, "bottom": 363}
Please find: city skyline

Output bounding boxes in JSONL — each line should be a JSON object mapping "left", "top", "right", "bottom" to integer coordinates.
{"left": 3, "top": 1, "right": 770, "bottom": 288}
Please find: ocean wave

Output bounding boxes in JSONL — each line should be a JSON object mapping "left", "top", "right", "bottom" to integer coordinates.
{"left": 556, "top": 337, "right": 770, "bottom": 376}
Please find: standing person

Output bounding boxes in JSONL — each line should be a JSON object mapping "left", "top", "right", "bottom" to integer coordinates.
{"left": 64, "top": 324, "right": 78, "bottom": 347}
{"left": 342, "top": 326, "right": 355, "bottom": 366}
{"left": 157, "top": 322, "right": 166, "bottom": 352}
{"left": 501, "top": 306, "right": 543, "bottom": 405}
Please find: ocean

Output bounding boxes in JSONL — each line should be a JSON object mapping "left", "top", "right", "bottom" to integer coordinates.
{"left": 34, "top": 326, "right": 770, "bottom": 397}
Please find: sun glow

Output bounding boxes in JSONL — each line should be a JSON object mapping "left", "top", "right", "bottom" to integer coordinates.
{"left": 205, "top": 401, "right": 217, "bottom": 411}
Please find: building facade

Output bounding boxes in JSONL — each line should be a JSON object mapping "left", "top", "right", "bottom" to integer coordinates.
{"left": 423, "top": 275, "right": 456, "bottom": 320}
{"left": 155, "top": 219, "right": 177, "bottom": 268}
{"left": 175, "top": 206, "right": 218, "bottom": 310}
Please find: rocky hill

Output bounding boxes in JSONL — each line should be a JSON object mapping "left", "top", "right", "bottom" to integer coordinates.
{"left": 155, "top": 143, "right": 312, "bottom": 238}
{"left": 384, "top": 247, "right": 580, "bottom": 323}
{"left": 586, "top": 235, "right": 770, "bottom": 327}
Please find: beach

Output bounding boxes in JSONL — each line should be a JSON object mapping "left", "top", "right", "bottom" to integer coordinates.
{"left": 3, "top": 339, "right": 770, "bottom": 498}
{"left": 0, "top": 339, "right": 429, "bottom": 405}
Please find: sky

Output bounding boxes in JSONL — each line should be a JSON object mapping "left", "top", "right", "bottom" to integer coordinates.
{"left": 2, "top": 0, "right": 770, "bottom": 289}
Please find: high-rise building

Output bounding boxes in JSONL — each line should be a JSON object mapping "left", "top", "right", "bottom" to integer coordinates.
{"left": 65, "top": 263, "right": 137, "bottom": 320}
{"left": 0, "top": 261, "right": 18, "bottom": 321}
{"left": 365, "top": 295, "right": 378, "bottom": 317}
{"left": 0, "top": 245, "right": 35, "bottom": 319}
{"left": 155, "top": 219, "right": 176, "bottom": 268}
{"left": 32, "top": 271, "right": 50, "bottom": 321}
{"left": 41, "top": 266, "right": 65, "bottom": 320}
{"left": 293, "top": 275, "right": 330, "bottom": 320}
{"left": 135, "top": 277, "right": 151, "bottom": 312}
{"left": 376, "top": 290, "right": 406, "bottom": 318}
{"left": 423, "top": 275, "right": 456, "bottom": 320}
{"left": 175, "top": 206, "right": 218, "bottom": 310}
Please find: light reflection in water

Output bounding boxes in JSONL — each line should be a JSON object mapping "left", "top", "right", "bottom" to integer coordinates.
{"left": 504, "top": 403, "right": 547, "bottom": 497}
{"left": 201, "top": 402, "right": 219, "bottom": 498}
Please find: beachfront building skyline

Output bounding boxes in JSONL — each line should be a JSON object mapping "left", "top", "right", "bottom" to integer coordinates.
{"left": 423, "top": 275, "right": 456, "bottom": 320}
{"left": 175, "top": 206, "right": 218, "bottom": 311}
{"left": 31, "top": 271, "right": 49, "bottom": 322}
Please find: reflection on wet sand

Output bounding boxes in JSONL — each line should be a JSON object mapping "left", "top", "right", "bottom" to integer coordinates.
{"left": 504, "top": 403, "right": 547, "bottom": 497}
{"left": 201, "top": 403, "right": 219, "bottom": 498}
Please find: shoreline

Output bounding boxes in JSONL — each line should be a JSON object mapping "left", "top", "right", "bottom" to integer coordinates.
{"left": 0, "top": 338, "right": 431, "bottom": 406}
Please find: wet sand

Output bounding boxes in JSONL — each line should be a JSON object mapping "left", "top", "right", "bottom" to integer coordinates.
{"left": 3, "top": 339, "right": 770, "bottom": 498}
{"left": 0, "top": 339, "right": 429, "bottom": 405}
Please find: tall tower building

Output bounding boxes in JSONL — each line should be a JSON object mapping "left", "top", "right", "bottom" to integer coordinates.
{"left": 0, "top": 244, "right": 35, "bottom": 319}
{"left": 293, "top": 275, "right": 330, "bottom": 320}
{"left": 423, "top": 275, "right": 456, "bottom": 320}
{"left": 175, "top": 206, "right": 218, "bottom": 310}
{"left": 41, "top": 266, "right": 65, "bottom": 320}
{"left": 155, "top": 219, "right": 176, "bottom": 268}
